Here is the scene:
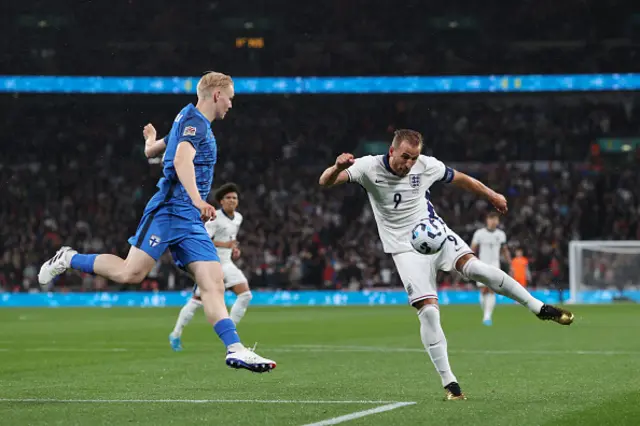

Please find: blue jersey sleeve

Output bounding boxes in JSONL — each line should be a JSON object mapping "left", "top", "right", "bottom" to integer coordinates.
{"left": 178, "top": 117, "right": 207, "bottom": 151}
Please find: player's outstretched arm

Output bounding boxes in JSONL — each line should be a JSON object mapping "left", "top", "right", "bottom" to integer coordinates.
{"left": 143, "top": 123, "right": 167, "bottom": 158}
{"left": 451, "top": 170, "right": 508, "bottom": 214}
{"left": 318, "top": 153, "right": 355, "bottom": 187}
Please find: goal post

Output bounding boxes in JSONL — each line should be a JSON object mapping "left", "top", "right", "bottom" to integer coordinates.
{"left": 568, "top": 240, "right": 640, "bottom": 304}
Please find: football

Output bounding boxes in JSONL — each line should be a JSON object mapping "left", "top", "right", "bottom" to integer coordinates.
{"left": 411, "top": 219, "right": 447, "bottom": 255}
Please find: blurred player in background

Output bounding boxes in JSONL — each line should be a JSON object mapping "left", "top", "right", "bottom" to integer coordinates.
{"left": 169, "top": 183, "right": 253, "bottom": 351}
{"left": 38, "top": 72, "right": 275, "bottom": 373}
{"left": 319, "top": 129, "right": 574, "bottom": 400}
{"left": 471, "top": 212, "right": 511, "bottom": 326}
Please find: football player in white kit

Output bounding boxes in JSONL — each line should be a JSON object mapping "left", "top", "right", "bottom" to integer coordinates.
{"left": 169, "top": 183, "right": 252, "bottom": 351}
{"left": 471, "top": 212, "right": 511, "bottom": 326}
{"left": 319, "top": 129, "right": 574, "bottom": 400}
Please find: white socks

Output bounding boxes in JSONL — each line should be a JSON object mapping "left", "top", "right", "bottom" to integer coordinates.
{"left": 171, "top": 298, "right": 202, "bottom": 337}
{"left": 463, "top": 259, "right": 543, "bottom": 314}
{"left": 418, "top": 304, "right": 457, "bottom": 387}
{"left": 230, "top": 291, "right": 252, "bottom": 325}
{"left": 482, "top": 292, "right": 496, "bottom": 321}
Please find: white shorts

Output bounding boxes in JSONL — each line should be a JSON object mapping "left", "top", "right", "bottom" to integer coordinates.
{"left": 192, "top": 262, "right": 248, "bottom": 297}
{"left": 392, "top": 229, "right": 473, "bottom": 305}
{"left": 221, "top": 262, "right": 249, "bottom": 288}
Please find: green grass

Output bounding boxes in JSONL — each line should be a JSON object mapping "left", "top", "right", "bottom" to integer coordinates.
{"left": 1, "top": 305, "right": 639, "bottom": 425}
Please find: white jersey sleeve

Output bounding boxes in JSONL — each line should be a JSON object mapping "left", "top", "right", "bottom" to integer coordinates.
{"left": 424, "top": 157, "right": 455, "bottom": 185}
{"left": 345, "top": 155, "right": 377, "bottom": 186}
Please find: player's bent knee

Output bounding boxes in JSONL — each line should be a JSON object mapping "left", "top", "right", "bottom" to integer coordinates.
{"left": 462, "top": 258, "right": 503, "bottom": 284}
{"left": 232, "top": 282, "right": 251, "bottom": 295}
{"left": 412, "top": 297, "right": 438, "bottom": 310}
{"left": 455, "top": 253, "right": 476, "bottom": 274}
{"left": 122, "top": 269, "right": 148, "bottom": 284}
{"left": 113, "top": 267, "right": 148, "bottom": 284}
{"left": 236, "top": 291, "right": 252, "bottom": 303}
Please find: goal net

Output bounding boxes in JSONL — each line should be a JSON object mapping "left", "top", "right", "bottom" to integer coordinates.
{"left": 568, "top": 240, "right": 640, "bottom": 304}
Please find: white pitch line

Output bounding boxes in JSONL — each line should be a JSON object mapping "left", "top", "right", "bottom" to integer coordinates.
{"left": 0, "top": 345, "right": 637, "bottom": 356}
{"left": 301, "top": 402, "right": 416, "bottom": 426}
{"left": 0, "top": 398, "right": 408, "bottom": 405}
{"left": 274, "top": 345, "right": 640, "bottom": 356}
{"left": 0, "top": 348, "right": 129, "bottom": 353}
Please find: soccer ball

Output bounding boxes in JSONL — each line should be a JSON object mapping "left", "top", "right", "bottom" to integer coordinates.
{"left": 411, "top": 219, "right": 447, "bottom": 255}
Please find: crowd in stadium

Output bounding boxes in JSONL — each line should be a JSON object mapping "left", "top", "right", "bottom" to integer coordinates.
{"left": 4, "top": 1, "right": 639, "bottom": 76}
{"left": 1, "top": 94, "right": 638, "bottom": 293}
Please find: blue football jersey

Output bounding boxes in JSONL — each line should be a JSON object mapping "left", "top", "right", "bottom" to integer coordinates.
{"left": 147, "top": 104, "right": 217, "bottom": 212}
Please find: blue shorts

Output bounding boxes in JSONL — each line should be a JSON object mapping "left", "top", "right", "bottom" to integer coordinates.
{"left": 127, "top": 205, "right": 219, "bottom": 268}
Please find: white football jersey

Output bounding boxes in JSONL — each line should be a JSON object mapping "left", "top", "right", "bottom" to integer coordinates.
{"left": 471, "top": 227, "right": 506, "bottom": 267}
{"left": 205, "top": 211, "right": 243, "bottom": 264}
{"left": 346, "top": 154, "right": 455, "bottom": 254}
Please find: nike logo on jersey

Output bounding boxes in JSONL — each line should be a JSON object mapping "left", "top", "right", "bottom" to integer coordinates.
{"left": 375, "top": 179, "right": 384, "bottom": 183}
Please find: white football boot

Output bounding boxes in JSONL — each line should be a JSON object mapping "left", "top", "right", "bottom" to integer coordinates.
{"left": 226, "top": 348, "right": 276, "bottom": 373}
{"left": 38, "top": 246, "right": 77, "bottom": 287}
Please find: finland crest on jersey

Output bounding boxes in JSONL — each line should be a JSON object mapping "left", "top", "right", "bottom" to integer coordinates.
{"left": 346, "top": 154, "right": 455, "bottom": 254}
{"left": 149, "top": 234, "right": 162, "bottom": 248}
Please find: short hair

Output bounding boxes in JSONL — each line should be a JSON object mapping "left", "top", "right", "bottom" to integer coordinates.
{"left": 487, "top": 211, "right": 500, "bottom": 219}
{"left": 392, "top": 129, "right": 423, "bottom": 149}
{"left": 215, "top": 183, "right": 239, "bottom": 203}
{"left": 197, "top": 71, "right": 233, "bottom": 99}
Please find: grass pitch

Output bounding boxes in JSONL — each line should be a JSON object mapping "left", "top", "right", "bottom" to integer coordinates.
{"left": 1, "top": 304, "right": 639, "bottom": 425}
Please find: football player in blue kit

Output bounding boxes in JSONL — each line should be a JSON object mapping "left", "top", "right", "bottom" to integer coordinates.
{"left": 39, "top": 72, "right": 276, "bottom": 373}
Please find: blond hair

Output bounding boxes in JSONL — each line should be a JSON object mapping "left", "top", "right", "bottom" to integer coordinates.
{"left": 196, "top": 71, "right": 233, "bottom": 99}
{"left": 392, "top": 129, "right": 423, "bottom": 149}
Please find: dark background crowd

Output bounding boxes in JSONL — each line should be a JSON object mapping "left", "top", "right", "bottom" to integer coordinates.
{"left": 3, "top": 1, "right": 640, "bottom": 76}
{"left": 1, "top": 0, "right": 639, "bottom": 293}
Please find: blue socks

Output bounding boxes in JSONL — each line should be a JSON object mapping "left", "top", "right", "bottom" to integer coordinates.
{"left": 214, "top": 318, "right": 241, "bottom": 348}
{"left": 70, "top": 254, "right": 98, "bottom": 274}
